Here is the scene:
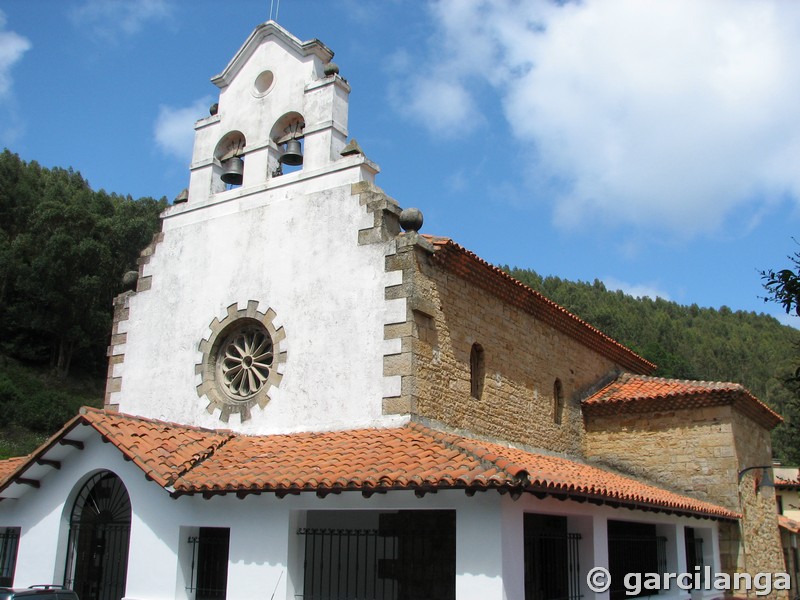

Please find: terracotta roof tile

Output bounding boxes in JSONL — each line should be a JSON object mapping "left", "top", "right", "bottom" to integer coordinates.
{"left": 776, "top": 476, "right": 800, "bottom": 489}
{"left": 468, "top": 438, "right": 735, "bottom": 518}
{"left": 80, "top": 407, "right": 234, "bottom": 487}
{"left": 0, "top": 409, "right": 234, "bottom": 496}
{"left": 779, "top": 514, "right": 800, "bottom": 533}
{"left": 0, "top": 457, "right": 27, "bottom": 482}
{"left": 583, "top": 372, "right": 782, "bottom": 429}
{"left": 172, "top": 420, "right": 734, "bottom": 519}
{"left": 421, "top": 236, "right": 655, "bottom": 374}
{"left": 0, "top": 410, "right": 737, "bottom": 520}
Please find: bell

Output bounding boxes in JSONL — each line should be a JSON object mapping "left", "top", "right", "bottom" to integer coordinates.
{"left": 220, "top": 156, "right": 244, "bottom": 185}
{"left": 280, "top": 139, "right": 303, "bottom": 166}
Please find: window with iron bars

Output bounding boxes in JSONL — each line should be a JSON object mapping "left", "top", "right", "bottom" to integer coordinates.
{"left": 608, "top": 521, "right": 667, "bottom": 600}
{"left": 0, "top": 527, "right": 20, "bottom": 587}
{"left": 524, "top": 514, "right": 582, "bottom": 600}
{"left": 297, "top": 510, "right": 455, "bottom": 600}
{"left": 186, "top": 528, "right": 230, "bottom": 600}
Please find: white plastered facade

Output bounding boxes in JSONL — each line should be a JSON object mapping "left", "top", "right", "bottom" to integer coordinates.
{"left": 106, "top": 23, "right": 405, "bottom": 434}
{"left": 0, "top": 426, "right": 722, "bottom": 600}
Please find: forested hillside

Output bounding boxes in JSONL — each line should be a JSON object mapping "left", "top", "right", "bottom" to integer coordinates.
{"left": 1, "top": 148, "right": 799, "bottom": 463}
{"left": 0, "top": 150, "right": 166, "bottom": 457}
{"left": 506, "top": 266, "right": 800, "bottom": 461}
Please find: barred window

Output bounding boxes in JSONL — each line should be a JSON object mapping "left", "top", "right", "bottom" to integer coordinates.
{"left": 0, "top": 527, "right": 20, "bottom": 587}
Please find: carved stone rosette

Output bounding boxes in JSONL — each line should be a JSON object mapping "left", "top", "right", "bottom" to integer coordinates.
{"left": 196, "top": 301, "right": 286, "bottom": 422}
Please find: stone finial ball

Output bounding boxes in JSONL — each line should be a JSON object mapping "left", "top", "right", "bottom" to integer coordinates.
{"left": 122, "top": 270, "right": 139, "bottom": 290}
{"left": 399, "top": 207, "right": 424, "bottom": 233}
{"left": 324, "top": 62, "right": 340, "bottom": 76}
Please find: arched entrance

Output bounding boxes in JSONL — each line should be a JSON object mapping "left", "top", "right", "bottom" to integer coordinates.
{"left": 64, "top": 471, "right": 131, "bottom": 600}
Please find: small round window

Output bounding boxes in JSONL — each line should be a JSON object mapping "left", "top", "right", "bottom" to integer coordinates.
{"left": 253, "top": 70, "right": 275, "bottom": 97}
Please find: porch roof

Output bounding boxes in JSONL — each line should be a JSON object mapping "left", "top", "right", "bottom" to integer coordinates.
{"left": 0, "top": 456, "right": 26, "bottom": 482}
{"left": 0, "top": 407, "right": 738, "bottom": 520}
{"left": 583, "top": 372, "right": 782, "bottom": 429}
{"left": 779, "top": 514, "right": 800, "bottom": 534}
{"left": 775, "top": 476, "right": 800, "bottom": 489}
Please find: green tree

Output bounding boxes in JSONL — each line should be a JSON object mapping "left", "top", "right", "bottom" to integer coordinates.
{"left": 0, "top": 150, "right": 166, "bottom": 376}
{"left": 762, "top": 248, "right": 800, "bottom": 463}
{"left": 762, "top": 249, "right": 800, "bottom": 317}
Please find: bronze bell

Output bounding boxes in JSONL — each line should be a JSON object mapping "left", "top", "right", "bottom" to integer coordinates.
{"left": 280, "top": 139, "right": 303, "bottom": 166}
{"left": 220, "top": 156, "right": 244, "bottom": 185}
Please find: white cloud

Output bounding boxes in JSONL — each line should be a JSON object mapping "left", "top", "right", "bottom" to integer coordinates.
{"left": 602, "top": 277, "right": 671, "bottom": 301}
{"left": 402, "top": 0, "right": 800, "bottom": 237}
{"left": 0, "top": 10, "right": 31, "bottom": 99}
{"left": 154, "top": 98, "right": 211, "bottom": 162}
{"left": 71, "top": 0, "right": 173, "bottom": 39}
{"left": 389, "top": 73, "right": 483, "bottom": 137}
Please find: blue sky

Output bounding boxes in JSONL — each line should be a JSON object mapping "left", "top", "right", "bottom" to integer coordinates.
{"left": 2, "top": 0, "right": 800, "bottom": 325}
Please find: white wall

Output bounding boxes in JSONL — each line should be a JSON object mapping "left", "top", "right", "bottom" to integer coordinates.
{"left": 111, "top": 18, "right": 404, "bottom": 435}
{"left": 0, "top": 439, "right": 725, "bottom": 600}
{"left": 112, "top": 162, "right": 405, "bottom": 435}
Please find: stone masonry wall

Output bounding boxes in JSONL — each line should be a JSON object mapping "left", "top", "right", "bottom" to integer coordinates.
{"left": 584, "top": 406, "right": 740, "bottom": 509}
{"left": 730, "top": 409, "right": 785, "bottom": 595}
{"left": 585, "top": 406, "right": 787, "bottom": 597}
{"left": 393, "top": 250, "right": 623, "bottom": 453}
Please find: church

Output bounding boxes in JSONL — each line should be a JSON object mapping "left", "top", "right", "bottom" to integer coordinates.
{"left": 0, "top": 21, "right": 786, "bottom": 600}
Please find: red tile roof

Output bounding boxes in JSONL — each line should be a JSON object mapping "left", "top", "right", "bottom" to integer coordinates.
{"left": 583, "top": 373, "right": 782, "bottom": 429}
{"left": 776, "top": 476, "right": 800, "bottom": 489}
{"left": 0, "top": 408, "right": 737, "bottom": 520}
{"left": 81, "top": 407, "right": 234, "bottom": 487}
{"left": 0, "top": 457, "right": 28, "bottom": 482}
{"left": 0, "top": 407, "right": 234, "bottom": 497}
{"left": 779, "top": 514, "right": 800, "bottom": 534}
{"left": 423, "top": 236, "right": 655, "bottom": 375}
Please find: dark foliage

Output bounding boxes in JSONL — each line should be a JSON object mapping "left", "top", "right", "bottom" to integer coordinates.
{"left": 760, "top": 247, "right": 800, "bottom": 463}
{"left": 0, "top": 149, "right": 166, "bottom": 377}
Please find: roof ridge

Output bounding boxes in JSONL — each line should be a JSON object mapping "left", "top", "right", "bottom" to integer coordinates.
{"left": 0, "top": 411, "right": 88, "bottom": 495}
{"left": 428, "top": 238, "right": 656, "bottom": 374}
{"left": 80, "top": 408, "right": 237, "bottom": 487}
{"left": 407, "top": 422, "right": 530, "bottom": 485}
{"left": 80, "top": 405, "right": 235, "bottom": 435}
{"left": 171, "top": 433, "right": 237, "bottom": 487}
{"left": 621, "top": 372, "right": 745, "bottom": 390}
{"left": 583, "top": 372, "right": 782, "bottom": 429}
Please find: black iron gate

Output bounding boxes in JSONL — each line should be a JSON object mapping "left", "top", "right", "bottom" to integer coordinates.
{"left": 524, "top": 514, "right": 583, "bottom": 600}
{"left": 608, "top": 520, "right": 667, "bottom": 600}
{"left": 297, "top": 511, "right": 456, "bottom": 600}
{"left": 64, "top": 472, "right": 131, "bottom": 600}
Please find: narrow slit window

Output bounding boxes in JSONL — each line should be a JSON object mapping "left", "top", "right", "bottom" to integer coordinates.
{"left": 553, "top": 378, "right": 564, "bottom": 425}
{"left": 470, "top": 343, "right": 485, "bottom": 400}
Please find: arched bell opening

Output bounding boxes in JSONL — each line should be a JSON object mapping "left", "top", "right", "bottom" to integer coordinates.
{"left": 212, "top": 131, "right": 247, "bottom": 192}
{"left": 63, "top": 471, "right": 132, "bottom": 600}
{"left": 270, "top": 112, "right": 305, "bottom": 177}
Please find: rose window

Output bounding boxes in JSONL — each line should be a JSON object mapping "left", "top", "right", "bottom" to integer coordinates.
{"left": 219, "top": 326, "right": 274, "bottom": 398}
{"left": 197, "top": 302, "right": 287, "bottom": 423}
